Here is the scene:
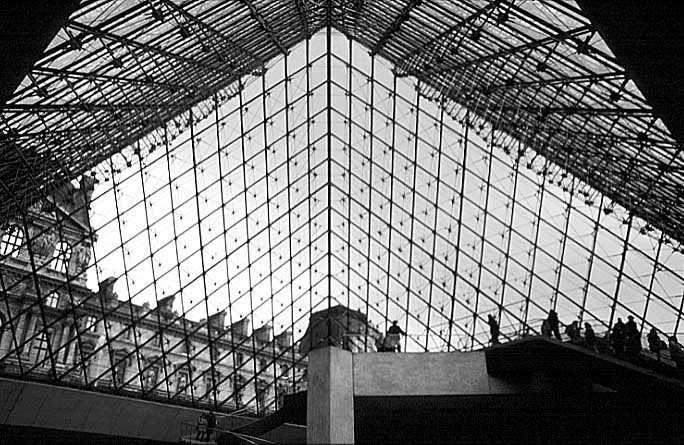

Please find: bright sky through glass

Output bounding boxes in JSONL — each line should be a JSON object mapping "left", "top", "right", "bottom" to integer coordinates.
{"left": 86, "top": 30, "right": 684, "bottom": 352}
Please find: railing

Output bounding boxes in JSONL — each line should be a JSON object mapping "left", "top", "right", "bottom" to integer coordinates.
{"left": 500, "top": 317, "right": 683, "bottom": 376}
{"left": 179, "top": 420, "right": 273, "bottom": 445}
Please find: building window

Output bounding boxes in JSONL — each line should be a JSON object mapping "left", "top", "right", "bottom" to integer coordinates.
{"left": 83, "top": 316, "right": 97, "bottom": 333}
{"left": 176, "top": 371, "right": 189, "bottom": 395}
{"left": 234, "top": 375, "right": 245, "bottom": 407}
{"left": 45, "top": 292, "right": 59, "bottom": 308}
{"left": 32, "top": 330, "right": 50, "bottom": 365}
{"left": 51, "top": 241, "right": 72, "bottom": 273}
{"left": 256, "top": 385, "right": 268, "bottom": 411}
{"left": 1, "top": 224, "right": 24, "bottom": 258}
{"left": 113, "top": 356, "right": 127, "bottom": 385}
{"left": 143, "top": 366, "right": 158, "bottom": 390}
{"left": 204, "top": 373, "right": 219, "bottom": 395}
{"left": 80, "top": 342, "right": 96, "bottom": 378}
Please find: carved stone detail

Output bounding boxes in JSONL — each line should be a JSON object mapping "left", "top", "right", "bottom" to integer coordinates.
{"left": 32, "top": 230, "right": 56, "bottom": 257}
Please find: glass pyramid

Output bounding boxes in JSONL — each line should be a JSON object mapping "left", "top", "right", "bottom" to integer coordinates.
{"left": 1, "top": 29, "right": 683, "bottom": 415}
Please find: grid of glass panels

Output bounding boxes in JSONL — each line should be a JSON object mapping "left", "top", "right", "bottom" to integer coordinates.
{"left": 1, "top": 29, "right": 684, "bottom": 414}
{"left": 2, "top": 0, "right": 683, "bottom": 249}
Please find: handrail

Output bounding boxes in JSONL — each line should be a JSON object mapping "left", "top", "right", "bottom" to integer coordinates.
{"left": 180, "top": 420, "right": 275, "bottom": 444}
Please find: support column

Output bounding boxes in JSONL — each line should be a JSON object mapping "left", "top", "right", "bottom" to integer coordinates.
{"left": 307, "top": 346, "right": 354, "bottom": 444}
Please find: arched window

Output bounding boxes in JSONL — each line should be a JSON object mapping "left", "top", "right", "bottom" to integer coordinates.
{"left": 1, "top": 224, "right": 24, "bottom": 258}
{"left": 51, "top": 241, "right": 72, "bottom": 273}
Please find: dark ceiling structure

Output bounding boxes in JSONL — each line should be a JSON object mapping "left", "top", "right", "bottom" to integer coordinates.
{"left": 0, "top": 0, "right": 683, "bottom": 243}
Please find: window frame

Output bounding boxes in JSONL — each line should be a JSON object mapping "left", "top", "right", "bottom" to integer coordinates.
{"left": 45, "top": 292, "right": 60, "bottom": 308}
{"left": 83, "top": 315, "right": 97, "bottom": 333}
{"left": 1, "top": 224, "right": 24, "bottom": 258}
{"left": 50, "top": 241, "right": 72, "bottom": 273}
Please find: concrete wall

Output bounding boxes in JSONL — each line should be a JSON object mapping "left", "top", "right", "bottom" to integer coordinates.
{"left": 353, "top": 352, "right": 491, "bottom": 396}
{"left": 0, "top": 377, "right": 253, "bottom": 442}
{"left": 307, "top": 347, "right": 354, "bottom": 444}
{"left": 306, "top": 348, "right": 523, "bottom": 443}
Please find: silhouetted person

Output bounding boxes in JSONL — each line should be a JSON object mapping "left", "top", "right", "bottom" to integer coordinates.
{"left": 647, "top": 328, "right": 665, "bottom": 361}
{"left": 625, "top": 315, "right": 641, "bottom": 362}
{"left": 488, "top": 314, "right": 500, "bottom": 345}
{"left": 195, "top": 412, "right": 207, "bottom": 440}
{"left": 541, "top": 319, "right": 551, "bottom": 337}
{"left": 206, "top": 411, "right": 217, "bottom": 441}
{"left": 385, "top": 320, "right": 405, "bottom": 352}
{"left": 584, "top": 322, "right": 597, "bottom": 352}
{"left": 610, "top": 318, "right": 627, "bottom": 359}
{"left": 565, "top": 320, "right": 581, "bottom": 344}
{"left": 669, "top": 336, "right": 684, "bottom": 369}
{"left": 546, "top": 310, "right": 562, "bottom": 340}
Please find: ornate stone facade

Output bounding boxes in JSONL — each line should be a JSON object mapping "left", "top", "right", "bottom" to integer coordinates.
{"left": 0, "top": 179, "right": 305, "bottom": 414}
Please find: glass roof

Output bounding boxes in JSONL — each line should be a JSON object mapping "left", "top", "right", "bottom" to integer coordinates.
{"left": 1, "top": 0, "right": 682, "bottom": 243}
{"left": 1, "top": 1, "right": 684, "bottom": 415}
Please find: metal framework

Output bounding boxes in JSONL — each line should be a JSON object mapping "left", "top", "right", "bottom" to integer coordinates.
{"left": 1, "top": 0, "right": 684, "bottom": 414}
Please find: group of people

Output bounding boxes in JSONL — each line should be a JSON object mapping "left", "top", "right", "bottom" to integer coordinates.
{"left": 487, "top": 310, "right": 597, "bottom": 351}
{"left": 602, "top": 315, "right": 684, "bottom": 369}
{"left": 647, "top": 327, "right": 684, "bottom": 369}
{"left": 608, "top": 316, "right": 643, "bottom": 361}
{"left": 383, "top": 314, "right": 684, "bottom": 372}
{"left": 486, "top": 310, "right": 684, "bottom": 371}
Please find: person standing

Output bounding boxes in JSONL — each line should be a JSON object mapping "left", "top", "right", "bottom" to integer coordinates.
{"left": 584, "top": 322, "right": 598, "bottom": 352}
{"left": 206, "top": 411, "right": 217, "bottom": 441}
{"left": 625, "top": 315, "right": 642, "bottom": 362}
{"left": 647, "top": 328, "right": 664, "bottom": 361}
{"left": 547, "top": 310, "right": 562, "bottom": 340}
{"left": 195, "top": 412, "right": 207, "bottom": 441}
{"left": 488, "top": 314, "right": 500, "bottom": 345}
{"left": 385, "top": 320, "right": 405, "bottom": 352}
{"left": 610, "top": 318, "right": 627, "bottom": 360}
{"left": 565, "top": 320, "right": 581, "bottom": 344}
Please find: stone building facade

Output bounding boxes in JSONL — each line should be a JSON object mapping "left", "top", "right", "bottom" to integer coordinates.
{"left": 0, "top": 178, "right": 305, "bottom": 414}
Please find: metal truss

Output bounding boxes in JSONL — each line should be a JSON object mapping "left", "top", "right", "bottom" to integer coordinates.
{"left": 2, "top": 0, "right": 683, "bottom": 243}
{"left": 1, "top": 1, "right": 684, "bottom": 415}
